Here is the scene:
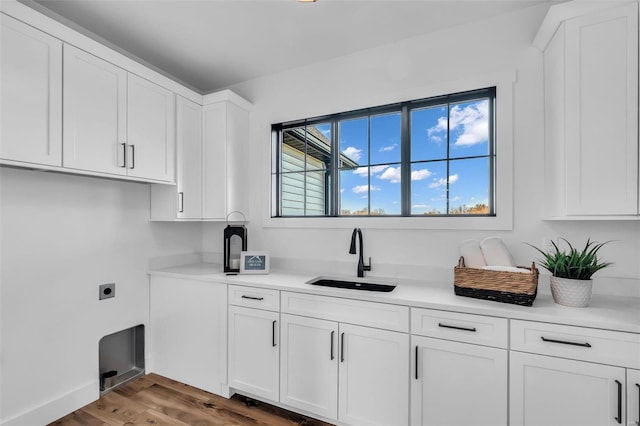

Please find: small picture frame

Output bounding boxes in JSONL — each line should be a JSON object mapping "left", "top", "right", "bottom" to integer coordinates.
{"left": 240, "top": 251, "right": 270, "bottom": 275}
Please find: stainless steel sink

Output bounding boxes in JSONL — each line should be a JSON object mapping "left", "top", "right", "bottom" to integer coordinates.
{"left": 306, "top": 276, "right": 397, "bottom": 292}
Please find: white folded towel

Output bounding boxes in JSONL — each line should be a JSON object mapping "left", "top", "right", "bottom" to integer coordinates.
{"left": 481, "top": 266, "right": 531, "bottom": 274}
{"left": 480, "top": 237, "right": 516, "bottom": 267}
{"left": 459, "top": 239, "right": 487, "bottom": 268}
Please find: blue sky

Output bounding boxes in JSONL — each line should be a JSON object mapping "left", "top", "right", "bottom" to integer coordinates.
{"left": 335, "top": 99, "right": 490, "bottom": 214}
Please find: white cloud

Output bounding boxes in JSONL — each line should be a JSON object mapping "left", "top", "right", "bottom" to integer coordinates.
{"left": 342, "top": 146, "right": 362, "bottom": 162}
{"left": 428, "top": 174, "right": 459, "bottom": 189}
{"left": 411, "top": 169, "right": 431, "bottom": 181}
{"left": 379, "top": 143, "right": 398, "bottom": 152}
{"left": 427, "top": 100, "right": 489, "bottom": 147}
{"left": 412, "top": 204, "right": 430, "bottom": 209}
{"left": 353, "top": 184, "right": 380, "bottom": 194}
{"left": 376, "top": 167, "right": 432, "bottom": 183}
{"left": 353, "top": 165, "right": 388, "bottom": 177}
{"left": 379, "top": 167, "right": 401, "bottom": 183}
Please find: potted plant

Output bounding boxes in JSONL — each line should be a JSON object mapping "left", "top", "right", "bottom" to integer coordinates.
{"left": 527, "top": 238, "right": 612, "bottom": 307}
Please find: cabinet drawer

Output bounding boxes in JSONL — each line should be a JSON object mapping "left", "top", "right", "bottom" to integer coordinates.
{"left": 411, "top": 308, "right": 508, "bottom": 349}
{"left": 511, "top": 320, "right": 640, "bottom": 368}
{"left": 281, "top": 292, "right": 409, "bottom": 332}
{"left": 228, "top": 285, "right": 280, "bottom": 311}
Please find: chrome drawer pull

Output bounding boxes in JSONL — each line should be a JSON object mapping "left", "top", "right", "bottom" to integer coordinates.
{"left": 241, "top": 295, "right": 264, "bottom": 301}
{"left": 540, "top": 336, "right": 591, "bottom": 348}
{"left": 438, "top": 323, "right": 477, "bottom": 332}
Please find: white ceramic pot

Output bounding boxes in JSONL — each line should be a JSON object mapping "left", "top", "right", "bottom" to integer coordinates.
{"left": 550, "top": 276, "right": 593, "bottom": 308}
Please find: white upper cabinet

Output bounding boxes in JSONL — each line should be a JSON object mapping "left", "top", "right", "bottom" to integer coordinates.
{"left": 151, "top": 91, "right": 251, "bottom": 221}
{"left": 539, "top": 1, "right": 639, "bottom": 217}
{"left": 1, "top": 14, "right": 62, "bottom": 166}
{"left": 202, "top": 94, "right": 250, "bottom": 220}
{"left": 127, "top": 73, "right": 175, "bottom": 182}
{"left": 63, "top": 45, "right": 175, "bottom": 182}
{"left": 63, "top": 44, "right": 127, "bottom": 176}
{"left": 151, "top": 96, "right": 202, "bottom": 219}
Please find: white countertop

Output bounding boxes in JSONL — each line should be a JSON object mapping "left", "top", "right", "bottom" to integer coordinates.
{"left": 149, "top": 263, "right": 640, "bottom": 334}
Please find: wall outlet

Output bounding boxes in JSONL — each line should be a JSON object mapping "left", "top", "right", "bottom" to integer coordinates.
{"left": 99, "top": 283, "right": 115, "bottom": 300}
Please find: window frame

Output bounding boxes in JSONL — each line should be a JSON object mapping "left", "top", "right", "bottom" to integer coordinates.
{"left": 272, "top": 88, "right": 496, "bottom": 218}
{"left": 265, "top": 71, "right": 514, "bottom": 231}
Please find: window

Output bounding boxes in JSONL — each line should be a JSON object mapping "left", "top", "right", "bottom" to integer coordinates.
{"left": 272, "top": 87, "right": 495, "bottom": 218}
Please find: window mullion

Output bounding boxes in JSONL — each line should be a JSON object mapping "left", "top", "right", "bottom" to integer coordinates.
{"left": 446, "top": 103, "right": 451, "bottom": 215}
{"left": 401, "top": 104, "right": 410, "bottom": 216}
{"left": 331, "top": 119, "right": 339, "bottom": 216}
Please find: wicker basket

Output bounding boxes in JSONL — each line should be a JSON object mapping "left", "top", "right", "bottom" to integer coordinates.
{"left": 454, "top": 257, "right": 539, "bottom": 306}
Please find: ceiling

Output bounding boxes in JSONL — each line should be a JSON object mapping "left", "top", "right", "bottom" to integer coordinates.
{"left": 23, "top": 0, "right": 557, "bottom": 94}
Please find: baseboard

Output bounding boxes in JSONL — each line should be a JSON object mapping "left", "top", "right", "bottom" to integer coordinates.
{"left": 1, "top": 380, "right": 99, "bottom": 426}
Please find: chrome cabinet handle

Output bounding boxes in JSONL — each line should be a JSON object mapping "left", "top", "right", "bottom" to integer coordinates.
{"left": 178, "top": 192, "right": 184, "bottom": 213}
{"left": 340, "top": 332, "right": 345, "bottom": 363}
{"left": 129, "top": 144, "right": 135, "bottom": 169}
{"left": 120, "top": 143, "right": 127, "bottom": 168}
{"left": 541, "top": 336, "right": 591, "bottom": 348}
{"left": 438, "top": 323, "right": 477, "bottom": 333}
{"left": 415, "top": 346, "right": 419, "bottom": 380}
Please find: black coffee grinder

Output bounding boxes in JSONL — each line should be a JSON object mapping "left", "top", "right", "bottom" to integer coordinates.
{"left": 224, "top": 212, "right": 247, "bottom": 274}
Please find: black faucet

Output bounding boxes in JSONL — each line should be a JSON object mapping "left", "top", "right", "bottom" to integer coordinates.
{"left": 349, "top": 228, "right": 371, "bottom": 278}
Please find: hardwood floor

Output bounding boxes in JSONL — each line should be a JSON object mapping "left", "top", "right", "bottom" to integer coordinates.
{"left": 50, "top": 374, "right": 334, "bottom": 426}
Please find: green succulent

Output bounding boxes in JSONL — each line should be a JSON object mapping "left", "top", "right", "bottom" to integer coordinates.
{"left": 527, "top": 238, "right": 612, "bottom": 280}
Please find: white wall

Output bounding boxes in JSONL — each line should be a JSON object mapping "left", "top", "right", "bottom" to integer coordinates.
{"left": 0, "top": 168, "right": 203, "bottom": 424}
{"left": 203, "top": 4, "right": 640, "bottom": 285}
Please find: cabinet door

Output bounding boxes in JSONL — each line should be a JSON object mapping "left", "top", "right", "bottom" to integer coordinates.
{"left": 150, "top": 96, "right": 201, "bottom": 219}
{"left": 628, "top": 369, "right": 640, "bottom": 426}
{"left": 202, "top": 101, "right": 250, "bottom": 220}
{"left": 564, "top": 3, "right": 638, "bottom": 215}
{"left": 510, "top": 351, "right": 626, "bottom": 426}
{"left": 228, "top": 305, "right": 279, "bottom": 401}
{"left": 1, "top": 14, "right": 62, "bottom": 166}
{"left": 280, "top": 314, "right": 338, "bottom": 421}
{"left": 202, "top": 102, "right": 228, "bottom": 219}
{"left": 411, "top": 335, "right": 507, "bottom": 426}
{"left": 149, "top": 276, "right": 227, "bottom": 395}
{"left": 63, "top": 44, "right": 127, "bottom": 175}
{"left": 176, "top": 97, "right": 202, "bottom": 218}
{"left": 127, "top": 74, "right": 175, "bottom": 182}
{"left": 338, "top": 323, "right": 409, "bottom": 426}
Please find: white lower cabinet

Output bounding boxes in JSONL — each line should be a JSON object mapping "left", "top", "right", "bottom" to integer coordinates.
{"left": 149, "top": 276, "right": 227, "bottom": 395}
{"left": 510, "top": 351, "right": 625, "bottom": 426}
{"left": 279, "top": 314, "right": 338, "bottom": 420}
{"left": 279, "top": 292, "right": 409, "bottom": 426}
{"left": 410, "top": 308, "right": 508, "bottom": 426}
{"left": 338, "top": 323, "right": 409, "bottom": 426}
{"left": 227, "top": 305, "right": 279, "bottom": 401}
{"left": 411, "top": 335, "right": 507, "bottom": 426}
{"left": 509, "top": 320, "right": 640, "bottom": 426}
{"left": 628, "top": 369, "right": 640, "bottom": 426}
